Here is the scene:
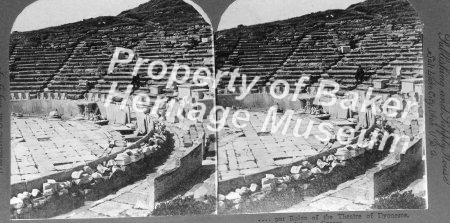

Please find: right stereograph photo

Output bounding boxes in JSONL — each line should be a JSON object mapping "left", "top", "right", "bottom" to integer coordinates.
{"left": 214, "top": 0, "right": 426, "bottom": 214}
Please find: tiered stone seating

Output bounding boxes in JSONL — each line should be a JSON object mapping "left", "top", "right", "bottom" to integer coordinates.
{"left": 49, "top": 26, "right": 145, "bottom": 97}
{"left": 9, "top": 33, "right": 77, "bottom": 96}
{"left": 215, "top": 0, "right": 423, "bottom": 94}
{"left": 94, "top": 25, "right": 213, "bottom": 95}
{"left": 9, "top": 0, "right": 213, "bottom": 99}
{"left": 275, "top": 30, "right": 343, "bottom": 90}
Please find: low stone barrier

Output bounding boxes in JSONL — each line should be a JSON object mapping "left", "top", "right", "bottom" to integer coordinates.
{"left": 11, "top": 99, "right": 82, "bottom": 119}
{"left": 154, "top": 127, "right": 205, "bottom": 201}
{"left": 374, "top": 138, "right": 423, "bottom": 196}
{"left": 217, "top": 93, "right": 310, "bottom": 111}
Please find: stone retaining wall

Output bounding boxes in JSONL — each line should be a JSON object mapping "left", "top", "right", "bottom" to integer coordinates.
{"left": 373, "top": 138, "right": 423, "bottom": 196}
{"left": 11, "top": 100, "right": 82, "bottom": 119}
{"left": 217, "top": 93, "right": 310, "bottom": 111}
{"left": 154, "top": 132, "right": 205, "bottom": 201}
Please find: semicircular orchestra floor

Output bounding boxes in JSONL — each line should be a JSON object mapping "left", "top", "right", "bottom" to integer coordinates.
{"left": 11, "top": 116, "right": 123, "bottom": 185}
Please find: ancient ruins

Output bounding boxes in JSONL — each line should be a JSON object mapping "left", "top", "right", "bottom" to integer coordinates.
{"left": 9, "top": 0, "right": 216, "bottom": 218}
{"left": 215, "top": 0, "right": 426, "bottom": 213}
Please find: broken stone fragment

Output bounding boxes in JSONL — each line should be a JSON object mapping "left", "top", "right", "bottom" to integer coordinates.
{"left": 290, "top": 165, "right": 302, "bottom": 174}
{"left": 250, "top": 192, "right": 266, "bottom": 202}
{"left": 218, "top": 194, "right": 225, "bottom": 201}
{"left": 331, "top": 160, "right": 343, "bottom": 168}
{"left": 71, "top": 170, "right": 83, "bottom": 179}
{"left": 302, "top": 161, "right": 314, "bottom": 169}
{"left": 275, "top": 177, "right": 284, "bottom": 185}
{"left": 97, "top": 164, "right": 108, "bottom": 174}
{"left": 218, "top": 201, "right": 225, "bottom": 208}
{"left": 282, "top": 175, "right": 291, "bottom": 183}
{"left": 107, "top": 159, "right": 117, "bottom": 167}
{"left": 91, "top": 172, "right": 103, "bottom": 179}
{"left": 311, "top": 167, "right": 323, "bottom": 175}
{"left": 261, "top": 177, "right": 276, "bottom": 188}
{"left": 250, "top": 183, "right": 258, "bottom": 192}
{"left": 317, "top": 159, "right": 328, "bottom": 169}
{"left": 42, "top": 188, "right": 54, "bottom": 196}
{"left": 239, "top": 186, "right": 250, "bottom": 196}
{"left": 130, "top": 149, "right": 144, "bottom": 162}
{"left": 225, "top": 191, "right": 241, "bottom": 201}
{"left": 83, "top": 166, "right": 94, "bottom": 175}
{"left": 115, "top": 153, "right": 131, "bottom": 166}
{"left": 114, "top": 140, "right": 127, "bottom": 147}
{"left": 17, "top": 193, "right": 28, "bottom": 201}
{"left": 31, "top": 189, "right": 40, "bottom": 197}
{"left": 292, "top": 174, "right": 301, "bottom": 181}
{"left": 265, "top": 174, "right": 275, "bottom": 179}
{"left": 111, "top": 165, "right": 122, "bottom": 174}
{"left": 326, "top": 154, "right": 337, "bottom": 162}
{"left": 142, "top": 146, "right": 152, "bottom": 156}
{"left": 74, "top": 173, "right": 93, "bottom": 185}
{"left": 10, "top": 197, "right": 24, "bottom": 209}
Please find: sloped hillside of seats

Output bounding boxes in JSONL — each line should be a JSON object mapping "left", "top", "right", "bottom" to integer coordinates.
{"left": 9, "top": 0, "right": 213, "bottom": 99}
{"left": 215, "top": 0, "right": 422, "bottom": 92}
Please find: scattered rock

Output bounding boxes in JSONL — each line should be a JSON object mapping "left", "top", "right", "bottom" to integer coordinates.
{"left": 31, "top": 189, "right": 40, "bottom": 197}
{"left": 83, "top": 166, "right": 94, "bottom": 175}
{"left": 239, "top": 186, "right": 250, "bottom": 196}
{"left": 290, "top": 165, "right": 302, "bottom": 174}
{"left": 226, "top": 191, "right": 241, "bottom": 201}
{"left": 326, "top": 154, "right": 336, "bottom": 162}
{"left": 282, "top": 175, "right": 292, "bottom": 183}
{"left": 71, "top": 170, "right": 83, "bottom": 179}
{"left": 317, "top": 159, "right": 328, "bottom": 169}
{"left": 249, "top": 183, "right": 258, "bottom": 192}
{"left": 265, "top": 174, "right": 275, "bottom": 179}
{"left": 250, "top": 192, "right": 266, "bottom": 202}
{"left": 107, "top": 159, "right": 117, "bottom": 167}
{"left": 311, "top": 167, "right": 323, "bottom": 175}
{"left": 302, "top": 161, "right": 314, "bottom": 169}
{"left": 97, "top": 164, "right": 108, "bottom": 174}
{"left": 218, "top": 194, "right": 225, "bottom": 201}
{"left": 92, "top": 172, "right": 103, "bottom": 179}
{"left": 10, "top": 197, "right": 24, "bottom": 209}
{"left": 115, "top": 153, "right": 131, "bottom": 166}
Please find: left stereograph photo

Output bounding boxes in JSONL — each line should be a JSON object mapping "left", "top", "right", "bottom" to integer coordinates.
{"left": 9, "top": 0, "right": 216, "bottom": 219}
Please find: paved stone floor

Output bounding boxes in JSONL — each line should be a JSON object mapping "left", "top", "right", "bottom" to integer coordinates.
{"left": 11, "top": 117, "right": 123, "bottom": 184}
{"left": 218, "top": 110, "right": 347, "bottom": 181}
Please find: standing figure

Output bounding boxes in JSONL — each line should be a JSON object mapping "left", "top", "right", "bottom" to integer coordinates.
{"left": 355, "top": 65, "right": 365, "bottom": 84}
{"left": 131, "top": 74, "right": 141, "bottom": 93}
